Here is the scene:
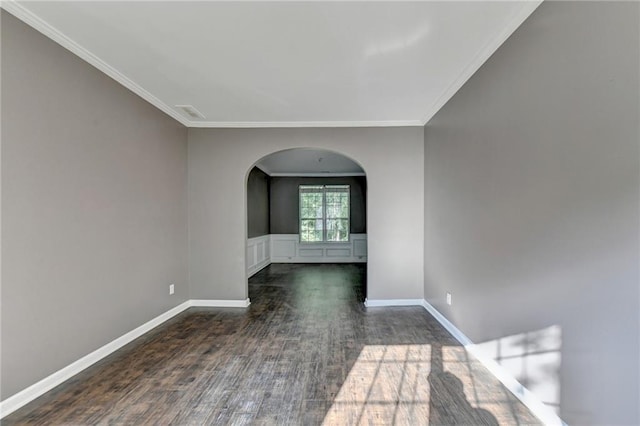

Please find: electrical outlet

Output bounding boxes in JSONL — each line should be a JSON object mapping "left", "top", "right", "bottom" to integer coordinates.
{"left": 446, "top": 292, "right": 452, "bottom": 305}
{"left": 169, "top": 284, "right": 175, "bottom": 295}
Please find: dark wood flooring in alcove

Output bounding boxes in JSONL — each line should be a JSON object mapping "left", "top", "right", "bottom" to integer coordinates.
{"left": 4, "top": 263, "right": 541, "bottom": 425}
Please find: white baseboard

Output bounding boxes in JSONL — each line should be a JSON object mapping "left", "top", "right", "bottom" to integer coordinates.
{"left": 0, "top": 298, "right": 251, "bottom": 418}
{"left": 0, "top": 300, "right": 191, "bottom": 418}
{"left": 1, "top": 295, "right": 562, "bottom": 425}
{"left": 248, "top": 259, "right": 270, "bottom": 278}
{"left": 364, "top": 298, "right": 423, "bottom": 307}
{"left": 421, "top": 299, "right": 566, "bottom": 426}
{"left": 420, "top": 300, "right": 473, "bottom": 345}
{"left": 191, "top": 298, "right": 251, "bottom": 308}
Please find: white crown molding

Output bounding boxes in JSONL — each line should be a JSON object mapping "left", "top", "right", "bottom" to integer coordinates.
{"left": 421, "top": 0, "right": 543, "bottom": 125}
{"left": 190, "top": 120, "right": 424, "bottom": 128}
{"left": 421, "top": 299, "right": 566, "bottom": 426}
{"left": 0, "top": 1, "right": 423, "bottom": 130}
{"left": 253, "top": 164, "right": 272, "bottom": 175}
{"left": 268, "top": 172, "right": 366, "bottom": 177}
{"left": 0, "top": 0, "right": 191, "bottom": 128}
{"left": 2, "top": 0, "right": 539, "bottom": 129}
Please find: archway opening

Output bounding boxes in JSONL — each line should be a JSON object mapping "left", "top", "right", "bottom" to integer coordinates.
{"left": 244, "top": 148, "right": 368, "bottom": 303}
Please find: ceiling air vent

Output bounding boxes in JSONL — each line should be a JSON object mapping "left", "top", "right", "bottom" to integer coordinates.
{"left": 175, "top": 105, "right": 205, "bottom": 120}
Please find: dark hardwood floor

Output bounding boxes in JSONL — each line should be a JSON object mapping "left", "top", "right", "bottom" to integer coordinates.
{"left": 4, "top": 264, "right": 541, "bottom": 425}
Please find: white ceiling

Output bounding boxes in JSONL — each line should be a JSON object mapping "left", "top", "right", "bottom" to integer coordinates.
{"left": 5, "top": 1, "right": 540, "bottom": 128}
{"left": 256, "top": 149, "right": 365, "bottom": 176}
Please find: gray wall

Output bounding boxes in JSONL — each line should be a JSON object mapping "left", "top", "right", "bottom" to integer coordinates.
{"left": 270, "top": 176, "right": 367, "bottom": 234}
{"left": 424, "top": 2, "right": 639, "bottom": 425}
{"left": 1, "top": 11, "right": 188, "bottom": 400}
{"left": 189, "top": 127, "right": 424, "bottom": 301}
{"left": 246, "top": 167, "right": 270, "bottom": 238}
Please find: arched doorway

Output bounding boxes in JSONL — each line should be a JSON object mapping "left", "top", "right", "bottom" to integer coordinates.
{"left": 244, "top": 148, "right": 368, "bottom": 302}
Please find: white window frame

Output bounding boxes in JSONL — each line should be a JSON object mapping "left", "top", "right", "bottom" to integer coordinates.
{"left": 299, "top": 184, "right": 350, "bottom": 243}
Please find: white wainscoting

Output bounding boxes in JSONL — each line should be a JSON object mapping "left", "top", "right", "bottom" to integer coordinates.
{"left": 247, "top": 235, "right": 271, "bottom": 277}
{"left": 246, "top": 234, "right": 367, "bottom": 276}
{"left": 270, "top": 234, "right": 367, "bottom": 263}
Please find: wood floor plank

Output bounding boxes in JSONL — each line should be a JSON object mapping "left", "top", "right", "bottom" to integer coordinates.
{"left": 4, "top": 263, "right": 542, "bottom": 425}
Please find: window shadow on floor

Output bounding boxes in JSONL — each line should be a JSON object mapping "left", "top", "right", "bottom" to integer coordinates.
{"left": 3, "top": 263, "right": 546, "bottom": 425}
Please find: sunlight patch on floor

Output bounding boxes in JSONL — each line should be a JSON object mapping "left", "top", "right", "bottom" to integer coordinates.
{"left": 322, "top": 343, "right": 544, "bottom": 425}
{"left": 322, "top": 345, "right": 431, "bottom": 425}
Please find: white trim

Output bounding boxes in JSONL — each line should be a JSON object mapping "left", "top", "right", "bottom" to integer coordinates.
{"left": 253, "top": 164, "right": 272, "bottom": 176}
{"left": 0, "top": 0, "right": 420, "bottom": 130}
{"left": 272, "top": 256, "right": 366, "bottom": 264}
{"left": 0, "top": 294, "right": 561, "bottom": 424}
{"left": 269, "top": 172, "right": 366, "bottom": 177}
{"left": 0, "top": 1, "right": 190, "bottom": 128}
{"left": 421, "top": 299, "right": 567, "bottom": 426}
{"left": 0, "top": 298, "right": 252, "bottom": 418}
{"left": 247, "top": 235, "right": 271, "bottom": 278}
{"left": 248, "top": 261, "right": 270, "bottom": 278}
{"left": 364, "top": 298, "right": 423, "bottom": 307}
{"left": 0, "top": 1, "right": 539, "bottom": 129}
{"left": 420, "top": 300, "right": 472, "bottom": 346}
{"left": 190, "top": 298, "right": 251, "bottom": 308}
{"left": 421, "top": 1, "right": 542, "bottom": 125}
{"left": 248, "top": 258, "right": 270, "bottom": 278}
{"left": 188, "top": 120, "right": 423, "bottom": 128}
{"left": 0, "top": 300, "right": 192, "bottom": 418}
{"left": 270, "top": 234, "right": 367, "bottom": 264}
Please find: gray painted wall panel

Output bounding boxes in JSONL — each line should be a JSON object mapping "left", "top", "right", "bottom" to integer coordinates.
{"left": 188, "top": 126, "right": 424, "bottom": 301}
{"left": 246, "top": 167, "right": 270, "bottom": 238}
{"left": 270, "top": 176, "right": 366, "bottom": 234}
{"left": 1, "top": 12, "right": 188, "bottom": 399}
{"left": 424, "top": 2, "right": 639, "bottom": 424}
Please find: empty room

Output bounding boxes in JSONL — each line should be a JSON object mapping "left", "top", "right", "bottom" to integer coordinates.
{"left": 1, "top": 1, "right": 638, "bottom": 425}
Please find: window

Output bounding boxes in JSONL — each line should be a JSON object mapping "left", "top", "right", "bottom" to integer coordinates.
{"left": 299, "top": 185, "right": 350, "bottom": 242}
